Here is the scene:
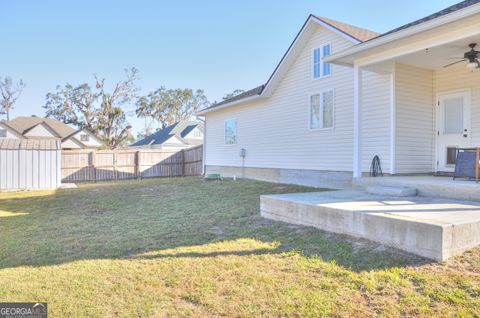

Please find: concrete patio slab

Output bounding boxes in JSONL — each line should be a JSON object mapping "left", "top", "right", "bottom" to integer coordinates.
{"left": 260, "top": 190, "right": 480, "bottom": 261}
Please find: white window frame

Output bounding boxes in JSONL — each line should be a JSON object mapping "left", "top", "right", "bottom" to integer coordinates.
{"left": 80, "top": 134, "right": 90, "bottom": 142}
{"left": 308, "top": 89, "right": 335, "bottom": 131}
{"left": 312, "top": 43, "right": 332, "bottom": 80}
{"left": 224, "top": 118, "right": 237, "bottom": 145}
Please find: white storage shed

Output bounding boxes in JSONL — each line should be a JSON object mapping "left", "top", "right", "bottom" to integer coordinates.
{"left": 0, "top": 139, "right": 62, "bottom": 191}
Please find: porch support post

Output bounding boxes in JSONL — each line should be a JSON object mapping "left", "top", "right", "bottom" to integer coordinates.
{"left": 389, "top": 63, "right": 397, "bottom": 175}
{"left": 353, "top": 64, "right": 362, "bottom": 178}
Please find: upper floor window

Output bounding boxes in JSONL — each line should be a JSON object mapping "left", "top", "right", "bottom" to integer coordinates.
{"left": 225, "top": 119, "right": 237, "bottom": 145}
{"left": 0, "top": 129, "right": 6, "bottom": 138}
{"left": 192, "top": 129, "right": 202, "bottom": 138}
{"left": 310, "top": 90, "right": 334, "bottom": 129}
{"left": 322, "top": 44, "right": 331, "bottom": 76}
{"left": 80, "top": 134, "right": 90, "bottom": 142}
{"left": 312, "top": 44, "right": 332, "bottom": 79}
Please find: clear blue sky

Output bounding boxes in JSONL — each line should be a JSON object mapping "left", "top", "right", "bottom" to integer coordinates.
{"left": 0, "top": 0, "right": 460, "bottom": 133}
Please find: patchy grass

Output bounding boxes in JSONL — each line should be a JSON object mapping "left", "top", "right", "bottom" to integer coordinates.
{"left": 0, "top": 177, "right": 479, "bottom": 317}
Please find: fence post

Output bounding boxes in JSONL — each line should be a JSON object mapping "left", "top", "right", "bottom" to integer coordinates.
{"left": 113, "top": 151, "right": 117, "bottom": 180}
{"left": 181, "top": 149, "right": 185, "bottom": 177}
{"left": 91, "top": 150, "right": 97, "bottom": 183}
{"left": 136, "top": 150, "right": 141, "bottom": 179}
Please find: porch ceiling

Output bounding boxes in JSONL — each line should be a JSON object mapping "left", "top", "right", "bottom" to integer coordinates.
{"left": 395, "top": 35, "right": 480, "bottom": 70}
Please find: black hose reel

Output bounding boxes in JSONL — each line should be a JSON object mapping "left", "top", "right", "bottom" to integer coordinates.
{"left": 370, "top": 155, "right": 383, "bottom": 177}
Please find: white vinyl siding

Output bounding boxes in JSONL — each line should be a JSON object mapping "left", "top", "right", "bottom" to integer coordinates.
{"left": 313, "top": 48, "right": 321, "bottom": 79}
{"left": 361, "top": 71, "right": 392, "bottom": 173}
{"left": 205, "top": 25, "right": 362, "bottom": 172}
{"left": 72, "top": 130, "right": 102, "bottom": 148}
{"left": 395, "top": 63, "right": 434, "bottom": 174}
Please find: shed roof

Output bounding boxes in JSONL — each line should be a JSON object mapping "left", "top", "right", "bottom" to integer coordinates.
{"left": 0, "top": 138, "right": 61, "bottom": 150}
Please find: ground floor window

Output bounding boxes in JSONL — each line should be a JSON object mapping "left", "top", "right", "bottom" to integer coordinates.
{"left": 225, "top": 119, "right": 237, "bottom": 144}
{"left": 310, "top": 90, "right": 334, "bottom": 129}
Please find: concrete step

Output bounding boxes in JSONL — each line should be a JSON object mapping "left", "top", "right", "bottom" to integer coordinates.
{"left": 353, "top": 177, "right": 480, "bottom": 202}
{"left": 366, "top": 185, "right": 417, "bottom": 197}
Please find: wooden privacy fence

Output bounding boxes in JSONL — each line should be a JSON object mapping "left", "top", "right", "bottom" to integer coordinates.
{"left": 61, "top": 145, "right": 203, "bottom": 183}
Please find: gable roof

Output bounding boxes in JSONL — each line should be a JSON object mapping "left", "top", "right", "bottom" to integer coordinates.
{"left": 198, "top": 15, "right": 377, "bottom": 115}
{"left": 61, "top": 128, "right": 103, "bottom": 145}
{"left": 199, "top": 85, "right": 265, "bottom": 113}
{"left": 23, "top": 121, "right": 62, "bottom": 138}
{"left": 313, "top": 16, "right": 379, "bottom": 42}
{"left": 373, "top": 0, "right": 480, "bottom": 40}
{"left": 131, "top": 120, "right": 204, "bottom": 147}
{"left": 6, "top": 116, "right": 76, "bottom": 138}
{"left": 0, "top": 121, "right": 24, "bottom": 138}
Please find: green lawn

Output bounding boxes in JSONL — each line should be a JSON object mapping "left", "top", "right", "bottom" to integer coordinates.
{"left": 0, "top": 177, "right": 479, "bottom": 317}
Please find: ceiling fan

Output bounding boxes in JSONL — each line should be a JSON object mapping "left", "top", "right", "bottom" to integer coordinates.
{"left": 443, "top": 43, "right": 480, "bottom": 70}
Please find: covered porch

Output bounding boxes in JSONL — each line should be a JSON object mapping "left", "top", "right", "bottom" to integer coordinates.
{"left": 327, "top": 7, "right": 480, "bottom": 179}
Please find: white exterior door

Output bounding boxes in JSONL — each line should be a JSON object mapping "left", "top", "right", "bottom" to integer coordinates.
{"left": 436, "top": 91, "right": 471, "bottom": 172}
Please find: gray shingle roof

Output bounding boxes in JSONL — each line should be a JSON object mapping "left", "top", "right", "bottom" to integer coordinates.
{"left": 200, "top": 85, "right": 265, "bottom": 113}
{"left": 131, "top": 120, "right": 204, "bottom": 147}
{"left": 371, "top": 0, "right": 480, "bottom": 41}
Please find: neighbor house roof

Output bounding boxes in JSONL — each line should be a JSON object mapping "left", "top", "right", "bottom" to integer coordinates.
{"left": 6, "top": 116, "right": 76, "bottom": 138}
{"left": 61, "top": 128, "right": 103, "bottom": 144}
{"left": 198, "top": 15, "right": 378, "bottom": 115}
{"left": 131, "top": 120, "right": 204, "bottom": 147}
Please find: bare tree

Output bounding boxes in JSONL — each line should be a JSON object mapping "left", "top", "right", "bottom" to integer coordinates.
{"left": 0, "top": 76, "right": 26, "bottom": 120}
{"left": 44, "top": 67, "right": 139, "bottom": 149}
{"left": 135, "top": 87, "right": 209, "bottom": 129}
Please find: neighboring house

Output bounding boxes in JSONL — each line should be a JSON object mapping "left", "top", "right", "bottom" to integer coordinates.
{"left": 130, "top": 120, "right": 204, "bottom": 150}
{"left": 198, "top": 0, "right": 480, "bottom": 187}
{"left": 0, "top": 116, "right": 102, "bottom": 150}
